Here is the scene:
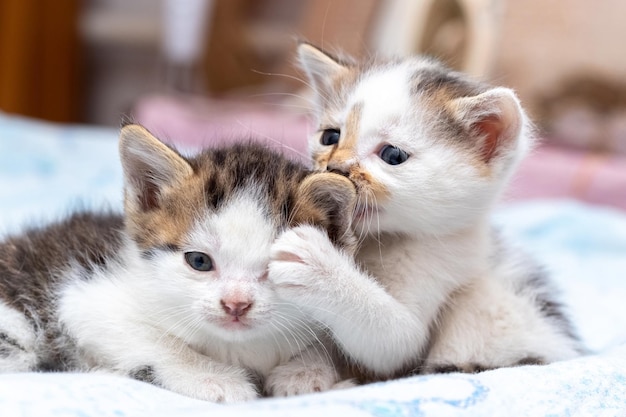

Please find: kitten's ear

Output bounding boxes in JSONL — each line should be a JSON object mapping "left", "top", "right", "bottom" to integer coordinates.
{"left": 449, "top": 87, "right": 525, "bottom": 163}
{"left": 294, "top": 173, "right": 357, "bottom": 253}
{"left": 119, "top": 124, "right": 193, "bottom": 211}
{"left": 297, "top": 42, "right": 349, "bottom": 94}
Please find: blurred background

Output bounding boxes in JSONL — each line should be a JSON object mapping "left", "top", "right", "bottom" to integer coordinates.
{"left": 1, "top": 0, "right": 625, "bottom": 126}
{"left": 0, "top": 0, "right": 625, "bottom": 207}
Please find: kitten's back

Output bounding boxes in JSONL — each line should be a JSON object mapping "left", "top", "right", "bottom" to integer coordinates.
{"left": 0, "top": 212, "right": 124, "bottom": 314}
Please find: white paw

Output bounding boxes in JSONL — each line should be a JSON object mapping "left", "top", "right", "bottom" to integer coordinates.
{"left": 269, "top": 225, "right": 340, "bottom": 298}
{"left": 0, "top": 350, "right": 37, "bottom": 372}
{"left": 160, "top": 366, "right": 259, "bottom": 403}
{"left": 196, "top": 374, "right": 259, "bottom": 403}
{"left": 332, "top": 379, "right": 357, "bottom": 390}
{"left": 265, "top": 360, "right": 339, "bottom": 397}
{"left": 0, "top": 304, "right": 38, "bottom": 372}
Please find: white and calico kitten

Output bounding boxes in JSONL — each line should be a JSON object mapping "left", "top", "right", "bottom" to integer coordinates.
{"left": 268, "top": 44, "right": 585, "bottom": 380}
{"left": 0, "top": 124, "right": 357, "bottom": 401}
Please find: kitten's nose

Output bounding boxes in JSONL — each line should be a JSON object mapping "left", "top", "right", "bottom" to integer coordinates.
{"left": 221, "top": 299, "right": 253, "bottom": 317}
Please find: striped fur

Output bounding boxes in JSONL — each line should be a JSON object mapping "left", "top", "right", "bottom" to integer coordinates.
{"left": 0, "top": 125, "right": 357, "bottom": 401}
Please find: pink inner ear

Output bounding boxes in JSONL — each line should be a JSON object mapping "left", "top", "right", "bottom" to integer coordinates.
{"left": 474, "top": 115, "right": 504, "bottom": 162}
{"left": 273, "top": 250, "right": 305, "bottom": 264}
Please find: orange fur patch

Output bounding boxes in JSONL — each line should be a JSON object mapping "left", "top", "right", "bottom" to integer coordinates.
{"left": 350, "top": 167, "right": 390, "bottom": 201}
{"left": 291, "top": 173, "right": 357, "bottom": 251}
{"left": 125, "top": 175, "right": 205, "bottom": 249}
{"left": 342, "top": 102, "right": 363, "bottom": 149}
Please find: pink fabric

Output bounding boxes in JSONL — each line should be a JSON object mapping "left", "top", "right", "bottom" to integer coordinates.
{"left": 133, "top": 94, "right": 312, "bottom": 161}
{"left": 133, "top": 95, "right": 626, "bottom": 210}
{"left": 507, "top": 144, "right": 626, "bottom": 209}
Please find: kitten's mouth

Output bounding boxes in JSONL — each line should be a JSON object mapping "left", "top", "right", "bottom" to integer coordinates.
{"left": 219, "top": 316, "right": 253, "bottom": 330}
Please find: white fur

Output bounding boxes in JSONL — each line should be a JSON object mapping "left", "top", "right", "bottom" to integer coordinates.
{"left": 0, "top": 302, "right": 38, "bottom": 371}
{"left": 270, "top": 50, "right": 582, "bottom": 377}
{"left": 56, "top": 191, "right": 339, "bottom": 401}
{"left": 426, "top": 271, "right": 580, "bottom": 366}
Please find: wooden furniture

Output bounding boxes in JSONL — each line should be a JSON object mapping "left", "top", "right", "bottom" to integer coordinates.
{"left": 0, "top": 0, "right": 81, "bottom": 122}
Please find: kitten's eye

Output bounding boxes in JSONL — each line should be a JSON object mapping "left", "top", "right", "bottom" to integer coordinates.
{"left": 184, "top": 252, "right": 213, "bottom": 271}
{"left": 320, "top": 129, "right": 340, "bottom": 146}
{"left": 379, "top": 145, "right": 409, "bottom": 165}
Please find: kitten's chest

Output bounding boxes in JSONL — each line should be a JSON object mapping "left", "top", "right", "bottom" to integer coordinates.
{"left": 357, "top": 237, "right": 423, "bottom": 288}
{"left": 195, "top": 338, "right": 288, "bottom": 376}
{"left": 356, "top": 235, "right": 473, "bottom": 296}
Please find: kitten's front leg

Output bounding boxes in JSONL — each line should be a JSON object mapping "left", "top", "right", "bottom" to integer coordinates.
{"left": 90, "top": 332, "right": 259, "bottom": 402}
{"left": 143, "top": 346, "right": 259, "bottom": 403}
{"left": 268, "top": 225, "right": 429, "bottom": 377}
{"left": 85, "top": 331, "right": 259, "bottom": 402}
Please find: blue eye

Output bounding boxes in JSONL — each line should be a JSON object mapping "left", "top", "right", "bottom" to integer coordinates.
{"left": 184, "top": 252, "right": 213, "bottom": 271}
{"left": 379, "top": 145, "right": 409, "bottom": 165}
{"left": 320, "top": 129, "right": 340, "bottom": 146}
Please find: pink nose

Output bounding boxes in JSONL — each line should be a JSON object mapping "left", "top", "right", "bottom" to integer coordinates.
{"left": 220, "top": 300, "right": 252, "bottom": 317}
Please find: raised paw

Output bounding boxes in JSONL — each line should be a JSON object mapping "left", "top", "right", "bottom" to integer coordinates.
{"left": 269, "top": 225, "right": 339, "bottom": 294}
{"left": 271, "top": 225, "right": 335, "bottom": 265}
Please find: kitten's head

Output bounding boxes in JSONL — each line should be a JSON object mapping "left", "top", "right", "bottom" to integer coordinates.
{"left": 119, "top": 125, "right": 355, "bottom": 342}
{"left": 298, "top": 43, "right": 534, "bottom": 237}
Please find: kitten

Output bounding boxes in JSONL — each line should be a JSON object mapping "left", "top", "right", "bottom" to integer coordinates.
{"left": 0, "top": 124, "right": 357, "bottom": 401}
{"left": 268, "top": 43, "right": 585, "bottom": 381}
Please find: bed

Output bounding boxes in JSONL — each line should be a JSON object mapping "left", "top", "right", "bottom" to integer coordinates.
{"left": 1, "top": 110, "right": 625, "bottom": 416}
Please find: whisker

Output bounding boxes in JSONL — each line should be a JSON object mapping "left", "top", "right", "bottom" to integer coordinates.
{"left": 248, "top": 69, "right": 333, "bottom": 109}
{"left": 250, "top": 102, "right": 314, "bottom": 114}
{"left": 270, "top": 315, "right": 304, "bottom": 358}
{"left": 247, "top": 92, "right": 317, "bottom": 107}
{"left": 272, "top": 310, "right": 334, "bottom": 368}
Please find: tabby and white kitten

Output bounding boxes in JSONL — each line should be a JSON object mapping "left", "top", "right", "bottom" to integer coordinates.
{"left": 0, "top": 124, "right": 357, "bottom": 401}
{"left": 269, "top": 44, "right": 585, "bottom": 380}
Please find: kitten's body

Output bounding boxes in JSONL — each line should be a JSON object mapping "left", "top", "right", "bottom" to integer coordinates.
{"left": 0, "top": 125, "right": 356, "bottom": 401}
{"left": 269, "top": 45, "right": 584, "bottom": 380}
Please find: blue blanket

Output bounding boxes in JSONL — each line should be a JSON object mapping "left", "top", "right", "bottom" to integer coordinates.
{"left": 1, "top": 113, "right": 625, "bottom": 416}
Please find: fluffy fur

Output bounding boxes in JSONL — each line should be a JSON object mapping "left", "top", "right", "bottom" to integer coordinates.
{"left": 0, "top": 125, "right": 357, "bottom": 401}
{"left": 268, "top": 44, "right": 585, "bottom": 381}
